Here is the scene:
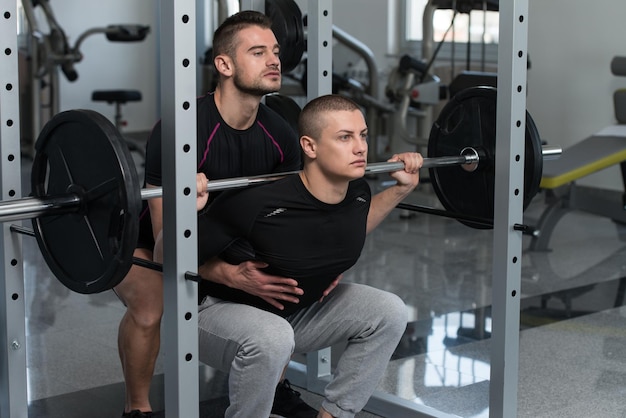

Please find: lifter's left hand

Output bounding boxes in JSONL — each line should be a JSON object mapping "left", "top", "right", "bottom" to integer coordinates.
{"left": 365, "top": 152, "right": 424, "bottom": 234}
{"left": 387, "top": 152, "right": 423, "bottom": 191}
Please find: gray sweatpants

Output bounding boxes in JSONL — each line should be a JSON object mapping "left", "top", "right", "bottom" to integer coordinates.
{"left": 197, "top": 283, "right": 408, "bottom": 418}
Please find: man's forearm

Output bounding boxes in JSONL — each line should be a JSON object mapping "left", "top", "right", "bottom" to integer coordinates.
{"left": 197, "top": 257, "right": 235, "bottom": 286}
{"left": 367, "top": 184, "right": 413, "bottom": 233}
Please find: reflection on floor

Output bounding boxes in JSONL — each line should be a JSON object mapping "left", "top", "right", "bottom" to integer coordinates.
{"left": 16, "top": 152, "right": 626, "bottom": 417}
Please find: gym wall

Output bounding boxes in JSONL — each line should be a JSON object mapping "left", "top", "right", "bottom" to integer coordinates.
{"left": 527, "top": 0, "right": 626, "bottom": 191}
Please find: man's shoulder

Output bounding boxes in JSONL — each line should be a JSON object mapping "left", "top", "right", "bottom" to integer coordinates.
{"left": 258, "top": 102, "right": 298, "bottom": 135}
{"left": 196, "top": 93, "right": 221, "bottom": 137}
{"left": 197, "top": 93, "right": 216, "bottom": 111}
{"left": 220, "top": 176, "right": 296, "bottom": 207}
{"left": 347, "top": 178, "right": 372, "bottom": 205}
{"left": 350, "top": 177, "right": 371, "bottom": 193}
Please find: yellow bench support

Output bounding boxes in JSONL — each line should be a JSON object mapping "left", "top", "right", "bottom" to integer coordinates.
{"left": 540, "top": 134, "right": 626, "bottom": 189}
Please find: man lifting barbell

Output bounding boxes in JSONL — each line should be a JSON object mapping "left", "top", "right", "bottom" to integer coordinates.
{"left": 154, "top": 94, "right": 423, "bottom": 418}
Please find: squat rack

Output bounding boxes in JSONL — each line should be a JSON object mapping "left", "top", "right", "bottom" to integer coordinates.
{"left": 0, "top": 0, "right": 527, "bottom": 417}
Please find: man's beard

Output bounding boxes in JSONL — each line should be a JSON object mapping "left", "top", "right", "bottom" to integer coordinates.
{"left": 233, "top": 71, "right": 280, "bottom": 97}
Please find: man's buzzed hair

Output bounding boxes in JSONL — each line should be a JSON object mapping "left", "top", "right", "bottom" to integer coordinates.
{"left": 298, "top": 94, "right": 362, "bottom": 140}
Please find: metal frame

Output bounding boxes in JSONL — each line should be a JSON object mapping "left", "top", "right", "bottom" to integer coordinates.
{"left": 490, "top": 0, "right": 528, "bottom": 416}
{"left": 0, "top": 0, "right": 527, "bottom": 417}
{"left": 159, "top": 1, "right": 200, "bottom": 417}
{"left": 0, "top": 1, "right": 28, "bottom": 417}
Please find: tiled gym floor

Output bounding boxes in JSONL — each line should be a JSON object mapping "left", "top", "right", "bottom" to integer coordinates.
{"left": 12, "top": 147, "right": 626, "bottom": 417}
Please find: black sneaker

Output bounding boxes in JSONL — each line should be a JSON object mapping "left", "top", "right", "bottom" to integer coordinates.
{"left": 122, "top": 410, "right": 153, "bottom": 418}
{"left": 270, "top": 379, "right": 318, "bottom": 418}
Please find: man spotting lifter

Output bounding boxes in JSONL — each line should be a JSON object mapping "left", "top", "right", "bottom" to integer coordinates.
{"left": 115, "top": 11, "right": 325, "bottom": 417}
{"left": 155, "top": 94, "right": 423, "bottom": 417}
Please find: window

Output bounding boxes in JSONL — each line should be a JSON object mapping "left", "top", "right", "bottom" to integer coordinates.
{"left": 404, "top": 0, "right": 499, "bottom": 65}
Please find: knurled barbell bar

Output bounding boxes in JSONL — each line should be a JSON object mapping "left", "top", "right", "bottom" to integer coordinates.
{"left": 6, "top": 86, "right": 559, "bottom": 294}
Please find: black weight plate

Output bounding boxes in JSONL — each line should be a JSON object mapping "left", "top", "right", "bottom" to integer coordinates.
{"left": 524, "top": 112, "right": 543, "bottom": 208}
{"left": 266, "top": 0, "right": 305, "bottom": 73}
{"left": 428, "top": 86, "right": 542, "bottom": 229}
{"left": 31, "top": 110, "right": 141, "bottom": 294}
{"left": 265, "top": 93, "right": 301, "bottom": 134}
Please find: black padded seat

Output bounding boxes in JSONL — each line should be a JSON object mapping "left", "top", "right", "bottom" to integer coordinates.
{"left": 92, "top": 90, "right": 142, "bottom": 104}
{"left": 90, "top": 89, "right": 145, "bottom": 159}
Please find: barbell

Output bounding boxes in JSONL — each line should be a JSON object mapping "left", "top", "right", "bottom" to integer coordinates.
{"left": 4, "top": 86, "right": 558, "bottom": 294}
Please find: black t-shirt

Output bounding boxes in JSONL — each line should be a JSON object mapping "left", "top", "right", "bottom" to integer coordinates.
{"left": 138, "top": 93, "right": 301, "bottom": 247}
{"left": 145, "top": 92, "right": 301, "bottom": 187}
{"left": 197, "top": 175, "right": 372, "bottom": 317}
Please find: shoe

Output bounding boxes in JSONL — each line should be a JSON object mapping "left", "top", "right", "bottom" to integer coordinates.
{"left": 122, "top": 410, "right": 153, "bottom": 418}
{"left": 270, "top": 379, "right": 318, "bottom": 418}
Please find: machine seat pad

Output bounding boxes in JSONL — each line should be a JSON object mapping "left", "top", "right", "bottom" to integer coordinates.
{"left": 92, "top": 90, "right": 142, "bottom": 104}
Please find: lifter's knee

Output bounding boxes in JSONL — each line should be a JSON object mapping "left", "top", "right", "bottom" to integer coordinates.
{"left": 378, "top": 291, "right": 408, "bottom": 337}
{"left": 116, "top": 250, "right": 164, "bottom": 330}
{"left": 242, "top": 321, "right": 295, "bottom": 372}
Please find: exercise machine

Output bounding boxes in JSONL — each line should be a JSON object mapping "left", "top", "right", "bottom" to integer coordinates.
{"left": 17, "top": 0, "right": 149, "bottom": 157}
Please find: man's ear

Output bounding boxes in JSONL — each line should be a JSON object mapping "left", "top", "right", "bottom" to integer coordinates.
{"left": 300, "top": 135, "right": 317, "bottom": 159}
{"left": 214, "top": 54, "right": 233, "bottom": 77}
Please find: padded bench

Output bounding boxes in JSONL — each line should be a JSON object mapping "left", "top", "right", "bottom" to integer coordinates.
{"left": 92, "top": 89, "right": 142, "bottom": 130}
{"left": 529, "top": 125, "right": 626, "bottom": 251}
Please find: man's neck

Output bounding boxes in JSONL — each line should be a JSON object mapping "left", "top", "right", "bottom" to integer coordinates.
{"left": 299, "top": 169, "right": 349, "bottom": 204}
{"left": 214, "top": 86, "right": 261, "bottom": 130}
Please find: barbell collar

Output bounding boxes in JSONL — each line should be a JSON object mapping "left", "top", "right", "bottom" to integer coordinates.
{"left": 423, "top": 153, "right": 477, "bottom": 169}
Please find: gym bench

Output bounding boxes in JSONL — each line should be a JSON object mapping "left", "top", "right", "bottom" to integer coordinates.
{"left": 528, "top": 125, "right": 626, "bottom": 251}
{"left": 92, "top": 89, "right": 142, "bottom": 129}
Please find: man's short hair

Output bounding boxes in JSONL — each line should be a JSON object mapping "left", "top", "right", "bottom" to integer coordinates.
{"left": 298, "top": 94, "right": 362, "bottom": 139}
{"left": 212, "top": 10, "right": 273, "bottom": 64}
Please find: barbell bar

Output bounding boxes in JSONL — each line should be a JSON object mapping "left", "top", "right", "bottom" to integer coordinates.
{"left": 142, "top": 145, "right": 562, "bottom": 200}
{"left": 141, "top": 148, "right": 482, "bottom": 201}
{"left": 0, "top": 148, "right": 478, "bottom": 221}
{"left": 2, "top": 144, "right": 559, "bottom": 221}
